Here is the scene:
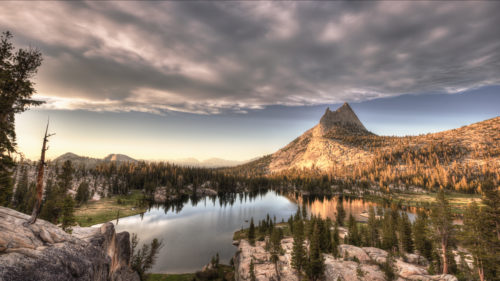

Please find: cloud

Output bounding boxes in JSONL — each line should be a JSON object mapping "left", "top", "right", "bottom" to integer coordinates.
{"left": 1, "top": 1, "right": 499, "bottom": 114}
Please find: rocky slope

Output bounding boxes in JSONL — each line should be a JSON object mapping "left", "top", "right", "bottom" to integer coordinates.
{"left": 0, "top": 207, "right": 139, "bottom": 281}
{"left": 233, "top": 238, "right": 458, "bottom": 281}
{"left": 237, "top": 103, "right": 499, "bottom": 175}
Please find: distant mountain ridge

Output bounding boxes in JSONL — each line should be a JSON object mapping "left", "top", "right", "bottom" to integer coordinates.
{"left": 53, "top": 153, "right": 247, "bottom": 168}
{"left": 171, "top": 157, "right": 252, "bottom": 168}
{"left": 103, "top": 154, "right": 136, "bottom": 162}
{"left": 53, "top": 153, "right": 137, "bottom": 166}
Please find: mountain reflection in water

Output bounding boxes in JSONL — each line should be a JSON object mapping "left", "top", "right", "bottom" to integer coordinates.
{"left": 111, "top": 190, "right": 416, "bottom": 273}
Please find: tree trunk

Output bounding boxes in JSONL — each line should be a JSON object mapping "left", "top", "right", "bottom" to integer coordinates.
{"left": 27, "top": 120, "right": 52, "bottom": 224}
{"left": 496, "top": 221, "right": 500, "bottom": 241}
{"left": 478, "top": 260, "right": 484, "bottom": 281}
{"left": 441, "top": 239, "right": 448, "bottom": 274}
{"left": 274, "top": 260, "right": 281, "bottom": 281}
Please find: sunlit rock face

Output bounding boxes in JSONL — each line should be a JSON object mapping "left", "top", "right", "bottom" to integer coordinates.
{"left": 269, "top": 103, "right": 373, "bottom": 173}
{"left": 0, "top": 207, "right": 139, "bottom": 281}
{"left": 319, "top": 103, "right": 367, "bottom": 133}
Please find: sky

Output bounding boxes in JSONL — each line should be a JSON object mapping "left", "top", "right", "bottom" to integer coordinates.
{"left": 3, "top": 1, "right": 499, "bottom": 161}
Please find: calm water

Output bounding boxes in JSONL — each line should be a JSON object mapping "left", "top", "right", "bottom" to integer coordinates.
{"left": 111, "top": 191, "right": 413, "bottom": 273}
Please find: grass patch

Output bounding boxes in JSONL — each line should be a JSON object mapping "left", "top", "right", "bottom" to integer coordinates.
{"left": 392, "top": 191, "right": 482, "bottom": 213}
{"left": 74, "top": 190, "right": 147, "bottom": 227}
{"left": 364, "top": 191, "right": 481, "bottom": 214}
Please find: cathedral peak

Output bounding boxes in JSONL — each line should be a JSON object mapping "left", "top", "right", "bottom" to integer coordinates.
{"left": 319, "top": 102, "right": 367, "bottom": 131}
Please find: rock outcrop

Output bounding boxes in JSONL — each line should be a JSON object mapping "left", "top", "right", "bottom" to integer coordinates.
{"left": 0, "top": 207, "right": 139, "bottom": 281}
{"left": 233, "top": 238, "right": 458, "bottom": 281}
{"left": 319, "top": 103, "right": 367, "bottom": 133}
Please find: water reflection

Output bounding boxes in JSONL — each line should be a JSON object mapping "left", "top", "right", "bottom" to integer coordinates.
{"left": 114, "top": 190, "right": 296, "bottom": 274}
{"left": 112, "top": 190, "right": 417, "bottom": 273}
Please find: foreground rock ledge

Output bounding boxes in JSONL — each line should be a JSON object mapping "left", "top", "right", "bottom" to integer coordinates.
{"left": 0, "top": 207, "right": 139, "bottom": 281}
{"left": 233, "top": 238, "right": 458, "bottom": 281}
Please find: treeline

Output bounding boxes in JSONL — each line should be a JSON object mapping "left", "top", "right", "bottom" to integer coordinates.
{"left": 3, "top": 159, "right": 280, "bottom": 229}
{"left": 86, "top": 161, "right": 277, "bottom": 196}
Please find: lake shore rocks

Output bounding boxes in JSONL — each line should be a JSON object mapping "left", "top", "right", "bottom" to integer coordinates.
{"left": 233, "top": 237, "right": 458, "bottom": 281}
{"left": 0, "top": 206, "right": 139, "bottom": 281}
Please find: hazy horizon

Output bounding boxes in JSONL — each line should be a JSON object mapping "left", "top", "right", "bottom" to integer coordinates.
{"left": 16, "top": 87, "right": 500, "bottom": 162}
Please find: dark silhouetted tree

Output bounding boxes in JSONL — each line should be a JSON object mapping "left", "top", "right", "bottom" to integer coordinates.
{"left": 0, "top": 31, "right": 43, "bottom": 206}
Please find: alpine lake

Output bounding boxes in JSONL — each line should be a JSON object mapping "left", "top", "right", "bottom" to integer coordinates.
{"left": 106, "top": 190, "right": 416, "bottom": 274}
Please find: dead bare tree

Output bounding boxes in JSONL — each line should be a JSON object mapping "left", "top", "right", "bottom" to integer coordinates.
{"left": 27, "top": 119, "right": 54, "bottom": 224}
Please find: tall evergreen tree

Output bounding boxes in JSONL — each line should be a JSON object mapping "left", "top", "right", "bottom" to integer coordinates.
{"left": 430, "top": 191, "right": 454, "bottom": 274}
{"left": 249, "top": 259, "right": 256, "bottom": 281}
{"left": 461, "top": 202, "right": 497, "bottom": 281}
{"left": 347, "top": 214, "right": 360, "bottom": 246}
{"left": 482, "top": 185, "right": 500, "bottom": 240}
{"left": 381, "top": 209, "right": 398, "bottom": 252}
{"left": 413, "top": 210, "right": 433, "bottom": 261}
{"left": 0, "top": 31, "right": 43, "bottom": 206}
{"left": 270, "top": 228, "right": 282, "bottom": 279}
{"left": 248, "top": 217, "right": 256, "bottom": 245}
{"left": 399, "top": 212, "right": 414, "bottom": 253}
{"left": 331, "top": 222, "right": 340, "bottom": 257}
{"left": 336, "top": 197, "right": 346, "bottom": 226}
{"left": 367, "top": 206, "right": 379, "bottom": 247}
{"left": 13, "top": 165, "right": 29, "bottom": 211}
{"left": 75, "top": 181, "right": 90, "bottom": 205}
{"left": 307, "top": 224, "right": 324, "bottom": 281}
{"left": 292, "top": 219, "right": 306, "bottom": 279}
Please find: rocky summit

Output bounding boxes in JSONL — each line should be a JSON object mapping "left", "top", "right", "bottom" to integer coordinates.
{"left": 0, "top": 207, "right": 139, "bottom": 281}
{"left": 319, "top": 103, "right": 367, "bottom": 133}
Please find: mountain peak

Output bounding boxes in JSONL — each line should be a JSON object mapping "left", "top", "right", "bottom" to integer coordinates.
{"left": 319, "top": 102, "right": 367, "bottom": 131}
{"left": 103, "top": 154, "right": 136, "bottom": 162}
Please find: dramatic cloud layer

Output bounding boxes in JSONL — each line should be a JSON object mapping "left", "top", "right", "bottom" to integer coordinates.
{"left": 2, "top": 1, "right": 500, "bottom": 114}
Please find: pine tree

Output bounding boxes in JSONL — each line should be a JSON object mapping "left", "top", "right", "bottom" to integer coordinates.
{"left": 75, "top": 181, "right": 90, "bottom": 205}
{"left": 270, "top": 228, "right": 282, "bottom": 278}
{"left": 413, "top": 210, "right": 433, "bottom": 261}
{"left": 61, "top": 195, "right": 75, "bottom": 233}
{"left": 430, "top": 191, "right": 454, "bottom": 274}
{"left": 381, "top": 209, "right": 398, "bottom": 252}
{"left": 332, "top": 222, "right": 340, "bottom": 257}
{"left": 292, "top": 220, "right": 306, "bottom": 279}
{"left": 347, "top": 214, "right": 360, "bottom": 246}
{"left": 58, "top": 160, "right": 74, "bottom": 191}
{"left": 249, "top": 259, "right": 257, "bottom": 281}
{"left": 0, "top": 31, "right": 43, "bottom": 207}
{"left": 367, "top": 206, "right": 379, "bottom": 247}
{"left": 336, "top": 197, "right": 346, "bottom": 226}
{"left": 307, "top": 224, "right": 324, "bottom": 281}
{"left": 461, "top": 202, "right": 497, "bottom": 281}
{"left": 13, "top": 166, "right": 29, "bottom": 211}
{"left": 482, "top": 184, "right": 500, "bottom": 240}
{"left": 248, "top": 217, "right": 256, "bottom": 245}
{"left": 302, "top": 202, "right": 308, "bottom": 220}
{"left": 399, "top": 213, "right": 414, "bottom": 253}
